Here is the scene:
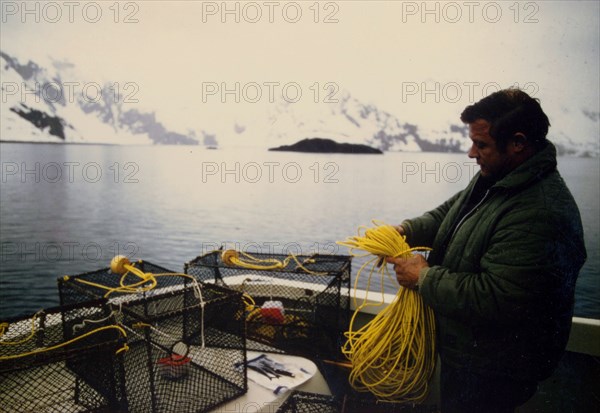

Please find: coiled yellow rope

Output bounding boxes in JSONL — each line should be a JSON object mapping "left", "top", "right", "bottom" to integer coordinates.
{"left": 337, "top": 221, "right": 436, "bottom": 403}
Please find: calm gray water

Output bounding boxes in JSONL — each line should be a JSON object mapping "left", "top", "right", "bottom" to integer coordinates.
{"left": 1, "top": 142, "right": 598, "bottom": 319}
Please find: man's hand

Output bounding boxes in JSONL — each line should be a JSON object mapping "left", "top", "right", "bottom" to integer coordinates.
{"left": 386, "top": 254, "right": 428, "bottom": 290}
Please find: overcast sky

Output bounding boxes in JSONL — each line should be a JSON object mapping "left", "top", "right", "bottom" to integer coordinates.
{"left": 1, "top": 1, "right": 599, "bottom": 138}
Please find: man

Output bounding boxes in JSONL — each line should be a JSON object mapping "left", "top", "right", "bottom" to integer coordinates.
{"left": 387, "top": 89, "right": 586, "bottom": 412}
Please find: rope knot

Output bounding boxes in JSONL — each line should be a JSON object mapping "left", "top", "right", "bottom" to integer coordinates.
{"left": 221, "top": 249, "right": 240, "bottom": 266}
{"left": 140, "top": 272, "right": 154, "bottom": 282}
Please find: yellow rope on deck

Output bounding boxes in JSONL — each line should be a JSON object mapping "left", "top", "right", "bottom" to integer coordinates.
{"left": 337, "top": 221, "right": 436, "bottom": 403}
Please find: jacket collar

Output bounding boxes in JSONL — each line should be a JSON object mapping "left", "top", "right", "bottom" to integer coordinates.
{"left": 492, "top": 141, "right": 558, "bottom": 190}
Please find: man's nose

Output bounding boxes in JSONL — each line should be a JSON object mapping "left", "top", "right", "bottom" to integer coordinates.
{"left": 468, "top": 144, "right": 478, "bottom": 159}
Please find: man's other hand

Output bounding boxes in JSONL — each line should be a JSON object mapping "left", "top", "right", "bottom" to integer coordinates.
{"left": 386, "top": 254, "right": 428, "bottom": 290}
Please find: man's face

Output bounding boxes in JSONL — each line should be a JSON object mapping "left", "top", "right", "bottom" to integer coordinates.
{"left": 467, "top": 119, "right": 515, "bottom": 180}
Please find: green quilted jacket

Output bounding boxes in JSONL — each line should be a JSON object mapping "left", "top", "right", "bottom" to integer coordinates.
{"left": 402, "top": 142, "right": 586, "bottom": 381}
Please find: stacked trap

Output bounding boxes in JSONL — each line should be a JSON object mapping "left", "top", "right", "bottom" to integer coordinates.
{"left": 2, "top": 249, "right": 362, "bottom": 411}
{"left": 0, "top": 300, "right": 128, "bottom": 412}
{"left": 185, "top": 251, "right": 351, "bottom": 358}
{"left": 57, "top": 258, "right": 247, "bottom": 413}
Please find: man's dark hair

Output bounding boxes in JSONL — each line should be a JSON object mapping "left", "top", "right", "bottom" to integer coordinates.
{"left": 460, "top": 88, "right": 550, "bottom": 151}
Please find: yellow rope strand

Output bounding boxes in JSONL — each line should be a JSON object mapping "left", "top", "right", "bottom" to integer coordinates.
{"left": 0, "top": 324, "right": 128, "bottom": 360}
{"left": 337, "top": 220, "right": 436, "bottom": 403}
{"left": 0, "top": 310, "right": 44, "bottom": 346}
{"left": 64, "top": 256, "right": 209, "bottom": 348}
{"left": 67, "top": 258, "right": 202, "bottom": 298}
{"left": 221, "top": 250, "right": 327, "bottom": 275}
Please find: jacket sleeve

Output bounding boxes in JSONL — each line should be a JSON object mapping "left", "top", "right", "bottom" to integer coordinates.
{"left": 418, "top": 206, "right": 584, "bottom": 326}
{"left": 401, "top": 190, "right": 463, "bottom": 248}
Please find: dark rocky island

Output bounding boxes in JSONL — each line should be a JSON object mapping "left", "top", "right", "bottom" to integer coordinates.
{"left": 10, "top": 104, "right": 66, "bottom": 140}
{"left": 269, "top": 138, "right": 383, "bottom": 154}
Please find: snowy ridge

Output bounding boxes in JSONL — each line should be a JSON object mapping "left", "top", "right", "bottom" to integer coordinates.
{"left": 1, "top": 50, "right": 198, "bottom": 145}
{"left": 1, "top": 50, "right": 597, "bottom": 156}
{"left": 250, "top": 92, "right": 469, "bottom": 153}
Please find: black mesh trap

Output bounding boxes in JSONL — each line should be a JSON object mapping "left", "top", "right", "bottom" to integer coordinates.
{"left": 185, "top": 251, "right": 351, "bottom": 358}
{"left": 0, "top": 300, "right": 128, "bottom": 412}
{"left": 119, "top": 283, "right": 247, "bottom": 413}
{"left": 57, "top": 261, "right": 248, "bottom": 413}
{"left": 58, "top": 260, "right": 183, "bottom": 308}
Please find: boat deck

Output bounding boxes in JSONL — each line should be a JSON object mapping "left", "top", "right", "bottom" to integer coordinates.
{"left": 209, "top": 276, "right": 600, "bottom": 412}
{"left": 208, "top": 316, "right": 600, "bottom": 412}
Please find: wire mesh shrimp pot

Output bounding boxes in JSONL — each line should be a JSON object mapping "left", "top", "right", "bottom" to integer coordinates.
{"left": 118, "top": 283, "right": 247, "bottom": 413}
{"left": 185, "top": 251, "right": 351, "bottom": 359}
{"left": 57, "top": 261, "right": 248, "bottom": 413}
{"left": 57, "top": 260, "right": 182, "bottom": 308}
{"left": 0, "top": 300, "right": 128, "bottom": 412}
{"left": 58, "top": 260, "right": 222, "bottom": 347}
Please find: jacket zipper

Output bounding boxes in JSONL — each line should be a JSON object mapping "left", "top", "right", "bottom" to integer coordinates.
{"left": 448, "top": 189, "right": 491, "bottom": 244}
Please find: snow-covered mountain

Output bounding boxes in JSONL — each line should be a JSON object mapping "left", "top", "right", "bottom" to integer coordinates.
{"left": 248, "top": 90, "right": 598, "bottom": 157}
{"left": 1, "top": 51, "right": 201, "bottom": 145}
{"left": 1, "top": 50, "right": 597, "bottom": 157}
{"left": 260, "top": 93, "right": 469, "bottom": 153}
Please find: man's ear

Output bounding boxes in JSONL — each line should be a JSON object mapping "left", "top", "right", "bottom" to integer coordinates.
{"left": 511, "top": 133, "right": 527, "bottom": 152}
